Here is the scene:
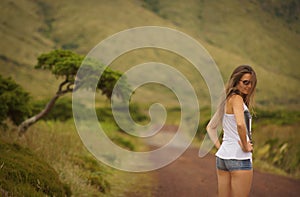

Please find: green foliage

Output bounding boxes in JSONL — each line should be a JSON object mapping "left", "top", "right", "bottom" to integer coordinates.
{"left": 96, "top": 107, "right": 114, "bottom": 122}
{"left": 0, "top": 139, "right": 71, "bottom": 196}
{"left": 71, "top": 154, "right": 110, "bottom": 193}
{"left": 197, "top": 118, "right": 210, "bottom": 136}
{"left": 1, "top": 0, "right": 300, "bottom": 109}
{"left": 31, "top": 97, "right": 73, "bottom": 121}
{"left": 95, "top": 104, "right": 144, "bottom": 151}
{"left": 35, "top": 49, "right": 131, "bottom": 100}
{"left": 35, "top": 49, "right": 83, "bottom": 83}
{"left": 198, "top": 107, "right": 300, "bottom": 177}
{"left": 129, "top": 103, "right": 149, "bottom": 123}
{"left": 255, "top": 138, "right": 300, "bottom": 175}
{"left": 111, "top": 135, "right": 135, "bottom": 151}
{"left": 142, "top": 0, "right": 161, "bottom": 14}
{"left": 96, "top": 103, "right": 148, "bottom": 125}
{"left": 88, "top": 173, "right": 110, "bottom": 193}
{"left": 97, "top": 68, "right": 128, "bottom": 100}
{"left": 196, "top": 107, "right": 212, "bottom": 137}
{"left": 0, "top": 0, "right": 299, "bottom": 187}
{"left": 0, "top": 75, "right": 31, "bottom": 127}
{"left": 254, "top": 109, "right": 300, "bottom": 125}
{"left": 249, "top": 108, "right": 300, "bottom": 178}
{"left": 31, "top": 98, "right": 147, "bottom": 151}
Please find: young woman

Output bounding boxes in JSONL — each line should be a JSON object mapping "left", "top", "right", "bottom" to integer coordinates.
{"left": 206, "top": 65, "right": 257, "bottom": 197}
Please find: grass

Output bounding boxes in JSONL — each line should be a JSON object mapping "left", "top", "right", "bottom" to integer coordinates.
{"left": 141, "top": 0, "right": 300, "bottom": 109}
{"left": 252, "top": 119, "right": 300, "bottom": 179}
{"left": 0, "top": 0, "right": 300, "bottom": 194}
{"left": 1, "top": 119, "right": 156, "bottom": 196}
{"left": 0, "top": 138, "right": 71, "bottom": 196}
{"left": 1, "top": 0, "right": 299, "bottom": 109}
{"left": 195, "top": 107, "right": 300, "bottom": 179}
{"left": 0, "top": 103, "right": 299, "bottom": 196}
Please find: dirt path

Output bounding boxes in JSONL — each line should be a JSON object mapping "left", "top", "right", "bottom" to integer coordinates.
{"left": 149, "top": 147, "right": 300, "bottom": 197}
{"left": 128, "top": 126, "right": 300, "bottom": 197}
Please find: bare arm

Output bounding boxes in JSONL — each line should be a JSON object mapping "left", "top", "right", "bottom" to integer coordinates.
{"left": 206, "top": 125, "right": 221, "bottom": 149}
{"left": 206, "top": 109, "right": 222, "bottom": 149}
{"left": 231, "top": 95, "right": 253, "bottom": 152}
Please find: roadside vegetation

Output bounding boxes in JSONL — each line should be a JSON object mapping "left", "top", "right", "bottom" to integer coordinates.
{"left": 0, "top": 97, "right": 154, "bottom": 196}
{"left": 252, "top": 109, "right": 300, "bottom": 178}
{"left": 196, "top": 107, "right": 300, "bottom": 179}
{"left": 0, "top": 0, "right": 299, "bottom": 195}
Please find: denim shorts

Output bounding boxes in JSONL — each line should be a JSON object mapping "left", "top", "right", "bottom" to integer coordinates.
{"left": 216, "top": 156, "right": 252, "bottom": 171}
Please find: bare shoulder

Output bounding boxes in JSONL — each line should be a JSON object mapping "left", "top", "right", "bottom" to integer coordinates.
{"left": 226, "top": 94, "right": 243, "bottom": 114}
{"left": 229, "top": 94, "right": 244, "bottom": 116}
{"left": 229, "top": 94, "right": 243, "bottom": 104}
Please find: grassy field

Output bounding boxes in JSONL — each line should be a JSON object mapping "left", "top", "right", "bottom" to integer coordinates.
{"left": 0, "top": 0, "right": 299, "bottom": 195}
{"left": 0, "top": 0, "right": 299, "bottom": 107}
{"left": 1, "top": 118, "right": 156, "bottom": 196}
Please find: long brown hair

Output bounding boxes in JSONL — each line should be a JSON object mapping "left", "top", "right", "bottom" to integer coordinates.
{"left": 207, "top": 65, "right": 257, "bottom": 130}
{"left": 225, "top": 65, "right": 257, "bottom": 110}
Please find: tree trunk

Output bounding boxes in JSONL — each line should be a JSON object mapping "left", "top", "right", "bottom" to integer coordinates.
{"left": 18, "top": 94, "right": 60, "bottom": 135}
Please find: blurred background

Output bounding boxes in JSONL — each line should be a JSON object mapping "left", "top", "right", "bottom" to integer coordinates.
{"left": 0, "top": 0, "right": 299, "bottom": 196}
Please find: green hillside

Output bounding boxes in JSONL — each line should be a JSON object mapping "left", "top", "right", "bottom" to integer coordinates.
{"left": 1, "top": 0, "right": 300, "bottom": 194}
{"left": 141, "top": 0, "right": 300, "bottom": 108}
{"left": 0, "top": 0, "right": 299, "bottom": 109}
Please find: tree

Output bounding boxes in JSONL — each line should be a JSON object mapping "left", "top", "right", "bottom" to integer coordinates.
{"left": 18, "top": 49, "right": 131, "bottom": 134}
{"left": 0, "top": 75, "right": 31, "bottom": 129}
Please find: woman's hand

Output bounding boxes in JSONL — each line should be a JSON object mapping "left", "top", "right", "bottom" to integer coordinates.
{"left": 238, "top": 141, "right": 253, "bottom": 152}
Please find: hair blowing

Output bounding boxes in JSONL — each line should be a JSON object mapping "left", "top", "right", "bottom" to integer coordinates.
{"left": 206, "top": 65, "right": 257, "bottom": 130}
{"left": 225, "top": 65, "right": 257, "bottom": 109}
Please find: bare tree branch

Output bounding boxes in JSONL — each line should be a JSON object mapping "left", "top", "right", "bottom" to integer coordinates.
{"left": 18, "top": 93, "right": 61, "bottom": 135}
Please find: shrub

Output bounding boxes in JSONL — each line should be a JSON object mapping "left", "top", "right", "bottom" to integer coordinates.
{"left": 71, "top": 154, "right": 110, "bottom": 193}
{"left": 0, "top": 75, "right": 31, "bottom": 128}
{"left": 254, "top": 109, "right": 300, "bottom": 125}
{"left": 0, "top": 139, "right": 71, "bottom": 196}
{"left": 255, "top": 137, "right": 300, "bottom": 176}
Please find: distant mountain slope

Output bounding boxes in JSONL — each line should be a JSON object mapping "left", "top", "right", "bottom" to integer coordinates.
{"left": 142, "top": 0, "right": 300, "bottom": 78}
{"left": 0, "top": 0, "right": 299, "bottom": 109}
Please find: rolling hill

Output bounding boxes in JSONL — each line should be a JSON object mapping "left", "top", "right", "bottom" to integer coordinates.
{"left": 1, "top": 1, "right": 300, "bottom": 194}
{"left": 0, "top": 0, "right": 299, "bottom": 109}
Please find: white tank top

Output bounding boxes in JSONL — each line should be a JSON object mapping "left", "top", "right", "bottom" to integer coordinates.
{"left": 216, "top": 103, "right": 252, "bottom": 160}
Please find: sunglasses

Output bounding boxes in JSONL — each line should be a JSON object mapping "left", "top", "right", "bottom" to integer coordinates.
{"left": 240, "top": 80, "right": 252, "bottom": 85}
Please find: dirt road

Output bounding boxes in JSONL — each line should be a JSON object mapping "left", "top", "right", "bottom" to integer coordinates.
{"left": 128, "top": 126, "right": 300, "bottom": 197}
{"left": 150, "top": 147, "right": 300, "bottom": 197}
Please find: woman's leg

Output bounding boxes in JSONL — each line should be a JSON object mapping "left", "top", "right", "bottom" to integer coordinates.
{"left": 217, "top": 169, "right": 231, "bottom": 197}
{"left": 230, "top": 170, "right": 253, "bottom": 197}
